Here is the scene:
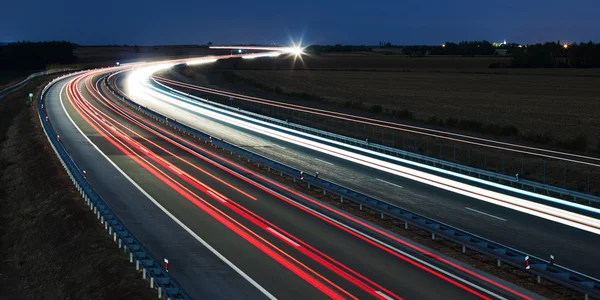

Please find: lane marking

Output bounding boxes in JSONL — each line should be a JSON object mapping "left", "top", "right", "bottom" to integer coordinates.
{"left": 376, "top": 178, "right": 403, "bottom": 189}
{"left": 273, "top": 144, "right": 286, "bottom": 150}
{"left": 129, "top": 71, "right": 511, "bottom": 299}
{"left": 376, "top": 291, "right": 394, "bottom": 300}
{"left": 465, "top": 207, "right": 507, "bottom": 222}
{"left": 56, "top": 81, "right": 277, "bottom": 300}
{"left": 169, "top": 165, "right": 183, "bottom": 175}
{"left": 266, "top": 227, "right": 300, "bottom": 247}
{"left": 314, "top": 158, "right": 334, "bottom": 166}
{"left": 207, "top": 190, "right": 227, "bottom": 203}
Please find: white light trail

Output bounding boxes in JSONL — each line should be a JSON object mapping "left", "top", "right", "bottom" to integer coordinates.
{"left": 124, "top": 59, "right": 600, "bottom": 236}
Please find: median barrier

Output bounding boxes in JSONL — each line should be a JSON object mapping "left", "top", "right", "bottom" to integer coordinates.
{"left": 105, "top": 73, "right": 600, "bottom": 299}
{"left": 152, "top": 77, "right": 600, "bottom": 207}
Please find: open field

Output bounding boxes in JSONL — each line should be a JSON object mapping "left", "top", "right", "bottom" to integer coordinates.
{"left": 230, "top": 68, "right": 600, "bottom": 143}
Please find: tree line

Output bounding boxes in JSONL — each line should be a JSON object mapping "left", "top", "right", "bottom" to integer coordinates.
{"left": 510, "top": 41, "right": 600, "bottom": 67}
{"left": 0, "top": 41, "right": 77, "bottom": 71}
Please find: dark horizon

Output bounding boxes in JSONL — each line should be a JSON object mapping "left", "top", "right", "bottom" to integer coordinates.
{"left": 2, "top": 0, "right": 599, "bottom": 46}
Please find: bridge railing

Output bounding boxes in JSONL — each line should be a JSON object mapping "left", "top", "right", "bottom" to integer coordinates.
{"left": 106, "top": 75, "right": 600, "bottom": 299}
{"left": 152, "top": 78, "right": 600, "bottom": 207}
{"left": 40, "top": 73, "right": 191, "bottom": 300}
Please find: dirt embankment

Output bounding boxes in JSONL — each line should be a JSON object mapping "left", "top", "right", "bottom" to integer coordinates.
{"left": 0, "top": 77, "right": 154, "bottom": 299}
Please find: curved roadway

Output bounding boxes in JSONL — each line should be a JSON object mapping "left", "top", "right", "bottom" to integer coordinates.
{"left": 42, "top": 64, "right": 541, "bottom": 299}
{"left": 112, "top": 68, "right": 600, "bottom": 279}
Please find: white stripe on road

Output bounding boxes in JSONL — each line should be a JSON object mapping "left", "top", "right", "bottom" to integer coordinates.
{"left": 465, "top": 207, "right": 507, "bottom": 222}
{"left": 314, "top": 158, "right": 334, "bottom": 165}
{"left": 376, "top": 178, "right": 403, "bottom": 189}
{"left": 169, "top": 165, "right": 182, "bottom": 175}
{"left": 376, "top": 291, "right": 394, "bottom": 300}
{"left": 58, "top": 81, "right": 277, "bottom": 300}
{"left": 267, "top": 227, "right": 300, "bottom": 247}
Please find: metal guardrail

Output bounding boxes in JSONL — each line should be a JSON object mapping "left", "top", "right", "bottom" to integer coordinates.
{"left": 106, "top": 75, "right": 600, "bottom": 299}
{"left": 0, "top": 68, "right": 74, "bottom": 99}
{"left": 40, "top": 73, "right": 190, "bottom": 300}
{"left": 152, "top": 78, "right": 600, "bottom": 206}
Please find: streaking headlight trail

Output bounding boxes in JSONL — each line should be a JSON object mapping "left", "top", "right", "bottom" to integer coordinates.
{"left": 123, "top": 57, "right": 600, "bottom": 236}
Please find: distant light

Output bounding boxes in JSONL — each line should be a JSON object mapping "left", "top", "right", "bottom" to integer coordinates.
{"left": 238, "top": 49, "right": 242, "bottom": 53}
{"left": 442, "top": 44, "right": 446, "bottom": 48}
{"left": 28, "top": 93, "right": 33, "bottom": 98}
{"left": 563, "top": 44, "right": 569, "bottom": 49}
{"left": 116, "top": 62, "right": 120, "bottom": 66}
{"left": 290, "top": 46, "right": 304, "bottom": 56}
{"left": 518, "top": 45, "right": 523, "bottom": 48}
{"left": 503, "top": 39, "right": 507, "bottom": 45}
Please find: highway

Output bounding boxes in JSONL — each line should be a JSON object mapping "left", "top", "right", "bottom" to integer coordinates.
{"left": 152, "top": 74, "right": 600, "bottom": 168}
{"left": 110, "top": 64, "right": 600, "bottom": 280}
{"left": 41, "top": 59, "right": 540, "bottom": 299}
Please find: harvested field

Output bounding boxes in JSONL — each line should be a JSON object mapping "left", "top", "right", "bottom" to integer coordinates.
{"left": 231, "top": 69, "right": 600, "bottom": 142}
{"left": 0, "top": 77, "right": 154, "bottom": 299}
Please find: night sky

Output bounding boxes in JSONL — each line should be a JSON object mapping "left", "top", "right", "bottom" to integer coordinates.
{"left": 3, "top": 0, "right": 599, "bottom": 45}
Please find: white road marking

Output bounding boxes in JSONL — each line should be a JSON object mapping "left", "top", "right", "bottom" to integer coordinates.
{"left": 376, "top": 291, "right": 394, "bottom": 300}
{"left": 273, "top": 144, "right": 286, "bottom": 150}
{"left": 376, "top": 178, "right": 403, "bottom": 189}
{"left": 57, "top": 81, "right": 277, "bottom": 300}
{"left": 207, "top": 190, "right": 227, "bottom": 203}
{"left": 122, "top": 70, "right": 510, "bottom": 299}
{"left": 169, "top": 165, "right": 182, "bottom": 175}
{"left": 266, "top": 227, "right": 300, "bottom": 247}
{"left": 465, "top": 207, "right": 507, "bottom": 222}
{"left": 314, "top": 158, "right": 334, "bottom": 165}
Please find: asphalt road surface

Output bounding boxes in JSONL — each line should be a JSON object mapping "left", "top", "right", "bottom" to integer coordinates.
{"left": 113, "top": 71, "right": 600, "bottom": 279}
{"left": 41, "top": 70, "right": 539, "bottom": 299}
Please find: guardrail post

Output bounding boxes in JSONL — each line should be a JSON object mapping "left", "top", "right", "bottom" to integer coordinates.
{"left": 158, "top": 286, "right": 162, "bottom": 299}
{"left": 136, "top": 259, "right": 140, "bottom": 271}
{"left": 380, "top": 212, "right": 384, "bottom": 220}
{"left": 537, "top": 275, "right": 541, "bottom": 283}
{"left": 150, "top": 277, "right": 154, "bottom": 289}
{"left": 497, "top": 259, "right": 501, "bottom": 267}
{"left": 143, "top": 268, "right": 147, "bottom": 279}
{"left": 130, "top": 252, "right": 133, "bottom": 263}
{"left": 404, "top": 222, "right": 408, "bottom": 229}
{"left": 431, "top": 233, "right": 435, "bottom": 240}
{"left": 119, "top": 238, "right": 122, "bottom": 249}
{"left": 462, "top": 245, "right": 466, "bottom": 253}
{"left": 109, "top": 226, "right": 112, "bottom": 235}
{"left": 101, "top": 215, "right": 104, "bottom": 225}
{"left": 340, "top": 196, "right": 344, "bottom": 203}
